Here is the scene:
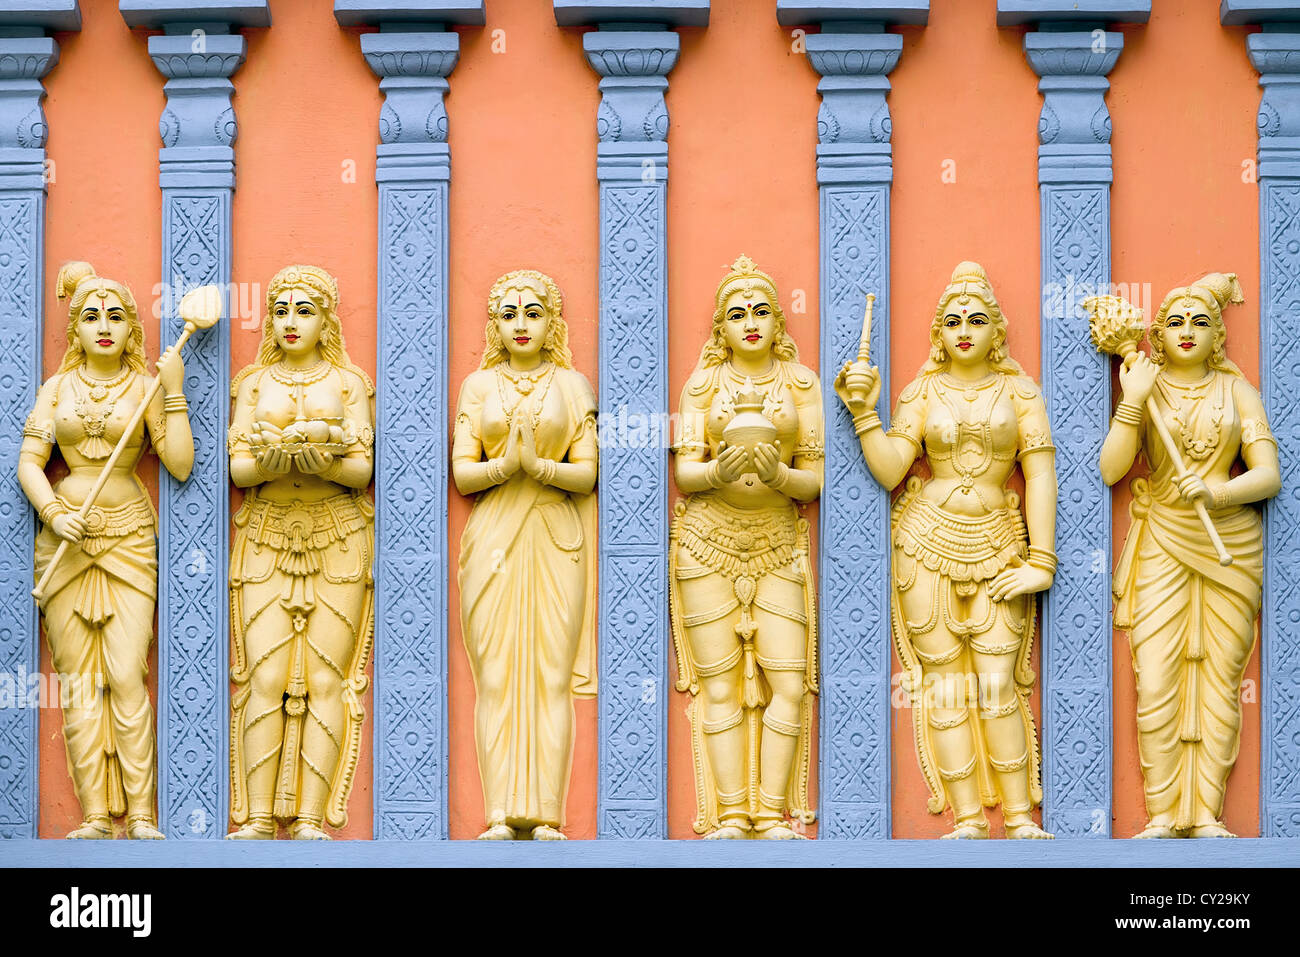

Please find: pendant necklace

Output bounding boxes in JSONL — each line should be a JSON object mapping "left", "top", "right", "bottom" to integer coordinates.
{"left": 72, "top": 366, "right": 132, "bottom": 459}
{"left": 498, "top": 362, "right": 554, "bottom": 430}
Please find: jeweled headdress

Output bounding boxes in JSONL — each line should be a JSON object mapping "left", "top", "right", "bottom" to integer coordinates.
{"left": 714, "top": 254, "right": 780, "bottom": 313}
{"left": 267, "top": 264, "right": 339, "bottom": 314}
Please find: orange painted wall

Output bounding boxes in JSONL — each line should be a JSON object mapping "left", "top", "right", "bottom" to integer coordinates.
{"left": 33, "top": 0, "right": 1265, "bottom": 841}
{"left": 1109, "top": 0, "right": 1262, "bottom": 838}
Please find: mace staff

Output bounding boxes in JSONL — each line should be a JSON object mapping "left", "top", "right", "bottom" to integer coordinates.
{"left": 33, "top": 285, "right": 223, "bottom": 601}
{"left": 1083, "top": 294, "right": 1232, "bottom": 568}
{"left": 857, "top": 292, "right": 875, "bottom": 363}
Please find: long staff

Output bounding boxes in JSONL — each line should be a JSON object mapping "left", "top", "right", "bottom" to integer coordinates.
{"left": 857, "top": 292, "right": 875, "bottom": 363}
{"left": 1084, "top": 295, "right": 1232, "bottom": 568}
{"left": 33, "top": 286, "right": 222, "bottom": 601}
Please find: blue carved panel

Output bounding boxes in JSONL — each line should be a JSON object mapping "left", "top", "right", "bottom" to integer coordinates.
{"left": 0, "top": 193, "right": 41, "bottom": 839}
{"left": 375, "top": 183, "right": 448, "bottom": 839}
{"left": 819, "top": 185, "right": 890, "bottom": 840}
{"left": 1039, "top": 184, "right": 1111, "bottom": 838}
{"left": 158, "top": 190, "right": 230, "bottom": 839}
{"left": 598, "top": 183, "right": 667, "bottom": 839}
{"left": 1260, "top": 180, "right": 1300, "bottom": 837}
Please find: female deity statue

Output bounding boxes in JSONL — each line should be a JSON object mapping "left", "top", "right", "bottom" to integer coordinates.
{"left": 227, "top": 265, "right": 375, "bottom": 840}
{"left": 835, "top": 262, "right": 1056, "bottom": 839}
{"left": 453, "top": 269, "right": 597, "bottom": 841}
{"left": 1098, "top": 274, "right": 1279, "bottom": 838}
{"left": 670, "top": 255, "right": 823, "bottom": 840}
{"left": 18, "top": 262, "right": 194, "bottom": 839}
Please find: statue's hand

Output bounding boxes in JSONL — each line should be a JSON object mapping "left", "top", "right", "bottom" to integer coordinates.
{"left": 499, "top": 421, "right": 522, "bottom": 478}
{"left": 294, "top": 445, "right": 335, "bottom": 475}
{"left": 752, "top": 442, "right": 782, "bottom": 485}
{"left": 156, "top": 345, "right": 185, "bottom": 397}
{"left": 714, "top": 442, "right": 749, "bottom": 483}
{"left": 255, "top": 445, "right": 292, "bottom": 477}
{"left": 988, "top": 561, "right": 1053, "bottom": 602}
{"left": 52, "top": 512, "right": 86, "bottom": 544}
{"left": 518, "top": 419, "right": 539, "bottom": 475}
{"left": 1119, "top": 352, "right": 1158, "bottom": 407}
{"left": 834, "top": 360, "right": 881, "bottom": 414}
{"left": 1176, "top": 473, "right": 1213, "bottom": 507}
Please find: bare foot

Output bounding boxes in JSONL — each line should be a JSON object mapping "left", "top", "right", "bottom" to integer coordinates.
{"left": 702, "top": 825, "right": 750, "bottom": 840}
{"left": 755, "top": 824, "right": 800, "bottom": 840}
{"left": 1132, "top": 823, "right": 1178, "bottom": 839}
{"left": 66, "top": 819, "right": 112, "bottom": 840}
{"left": 226, "top": 818, "right": 274, "bottom": 840}
{"left": 476, "top": 824, "right": 516, "bottom": 841}
{"left": 940, "top": 818, "right": 989, "bottom": 840}
{"left": 531, "top": 825, "right": 566, "bottom": 841}
{"left": 126, "top": 818, "right": 165, "bottom": 840}
{"left": 289, "top": 820, "right": 331, "bottom": 841}
{"left": 1188, "top": 822, "right": 1235, "bottom": 839}
{"left": 1005, "top": 819, "right": 1054, "bottom": 840}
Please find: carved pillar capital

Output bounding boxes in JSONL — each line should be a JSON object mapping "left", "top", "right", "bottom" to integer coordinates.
{"left": 122, "top": 4, "right": 268, "bottom": 189}
{"left": 1249, "top": 32, "right": 1300, "bottom": 174}
{"left": 337, "top": 3, "right": 483, "bottom": 184}
{"left": 360, "top": 31, "right": 459, "bottom": 181}
{"left": 0, "top": 36, "right": 58, "bottom": 186}
{"left": 1023, "top": 31, "right": 1121, "bottom": 184}
{"left": 583, "top": 28, "right": 679, "bottom": 181}
{"left": 804, "top": 30, "right": 902, "bottom": 185}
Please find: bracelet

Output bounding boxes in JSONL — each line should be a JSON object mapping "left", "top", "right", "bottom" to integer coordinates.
{"left": 1113, "top": 400, "right": 1143, "bottom": 427}
{"left": 853, "top": 410, "right": 882, "bottom": 436}
{"left": 163, "top": 394, "right": 188, "bottom": 415}
{"left": 771, "top": 462, "right": 792, "bottom": 492}
{"left": 1026, "top": 546, "right": 1058, "bottom": 575}
{"left": 536, "top": 459, "right": 557, "bottom": 486}
{"left": 322, "top": 456, "right": 345, "bottom": 482}
{"left": 38, "top": 501, "right": 67, "bottom": 526}
{"left": 1212, "top": 485, "right": 1232, "bottom": 510}
{"left": 705, "top": 459, "right": 725, "bottom": 489}
{"left": 487, "top": 458, "right": 507, "bottom": 485}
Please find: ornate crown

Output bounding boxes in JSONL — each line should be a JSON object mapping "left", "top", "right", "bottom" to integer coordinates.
{"left": 715, "top": 254, "right": 780, "bottom": 309}
{"left": 267, "top": 264, "right": 339, "bottom": 312}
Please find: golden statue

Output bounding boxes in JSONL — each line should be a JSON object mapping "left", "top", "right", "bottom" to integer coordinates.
{"left": 1091, "top": 275, "right": 1280, "bottom": 838}
{"left": 835, "top": 262, "right": 1056, "bottom": 839}
{"left": 669, "top": 255, "right": 823, "bottom": 840}
{"left": 227, "top": 265, "right": 375, "bottom": 840}
{"left": 453, "top": 269, "right": 597, "bottom": 841}
{"left": 18, "top": 262, "right": 199, "bottom": 839}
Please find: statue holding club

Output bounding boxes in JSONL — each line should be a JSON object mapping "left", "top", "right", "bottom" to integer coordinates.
{"left": 18, "top": 263, "right": 219, "bottom": 839}
{"left": 1088, "top": 275, "right": 1280, "bottom": 838}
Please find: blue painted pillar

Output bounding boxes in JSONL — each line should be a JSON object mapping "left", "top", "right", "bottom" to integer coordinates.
{"left": 557, "top": 1, "right": 708, "bottom": 839}
{"left": 335, "top": 0, "right": 483, "bottom": 840}
{"left": 781, "top": 0, "right": 926, "bottom": 840}
{"left": 122, "top": 0, "right": 269, "bottom": 839}
{"left": 0, "top": 2, "right": 79, "bottom": 841}
{"left": 1225, "top": 0, "right": 1300, "bottom": 837}
{"left": 1004, "top": 0, "right": 1149, "bottom": 838}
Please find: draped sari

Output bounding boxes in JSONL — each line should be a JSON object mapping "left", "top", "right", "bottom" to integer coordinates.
{"left": 1114, "top": 370, "right": 1269, "bottom": 830}
{"left": 455, "top": 365, "right": 597, "bottom": 830}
